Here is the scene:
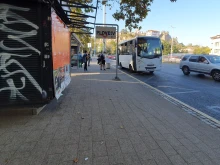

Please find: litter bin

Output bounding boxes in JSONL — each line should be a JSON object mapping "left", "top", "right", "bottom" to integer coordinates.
{"left": 106, "top": 58, "right": 110, "bottom": 69}
{"left": 106, "top": 62, "right": 110, "bottom": 69}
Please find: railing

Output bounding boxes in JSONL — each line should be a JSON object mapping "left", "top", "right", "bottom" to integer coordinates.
{"left": 162, "top": 56, "right": 181, "bottom": 63}
{"left": 162, "top": 53, "right": 189, "bottom": 63}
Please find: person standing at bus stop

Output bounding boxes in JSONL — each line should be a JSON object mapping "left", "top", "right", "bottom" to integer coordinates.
{"left": 83, "top": 50, "right": 88, "bottom": 71}
{"left": 100, "top": 52, "right": 106, "bottom": 70}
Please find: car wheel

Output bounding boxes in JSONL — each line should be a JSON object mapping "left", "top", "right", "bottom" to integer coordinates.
{"left": 182, "top": 66, "right": 190, "bottom": 75}
{"left": 149, "top": 71, "right": 154, "bottom": 74}
{"left": 212, "top": 70, "right": 220, "bottom": 81}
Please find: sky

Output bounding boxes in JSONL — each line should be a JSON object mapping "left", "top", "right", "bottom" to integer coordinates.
{"left": 92, "top": 0, "right": 220, "bottom": 47}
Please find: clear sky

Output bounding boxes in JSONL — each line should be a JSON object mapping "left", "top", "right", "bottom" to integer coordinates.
{"left": 93, "top": 0, "right": 220, "bottom": 47}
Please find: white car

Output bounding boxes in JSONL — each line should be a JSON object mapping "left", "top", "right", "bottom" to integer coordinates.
{"left": 179, "top": 54, "right": 220, "bottom": 81}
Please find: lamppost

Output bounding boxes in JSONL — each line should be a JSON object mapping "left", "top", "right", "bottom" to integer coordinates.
{"left": 170, "top": 26, "right": 175, "bottom": 58}
{"left": 102, "top": 0, "right": 107, "bottom": 53}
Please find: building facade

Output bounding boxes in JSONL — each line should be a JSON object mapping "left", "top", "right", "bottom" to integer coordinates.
{"left": 146, "top": 30, "right": 160, "bottom": 37}
{"left": 210, "top": 35, "right": 220, "bottom": 55}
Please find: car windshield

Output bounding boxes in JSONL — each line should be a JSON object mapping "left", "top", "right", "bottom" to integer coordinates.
{"left": 137, "top": 38, "right": 162, "bottom": 58}
{"left": 206, "top": 56, "right": 220, "bottom": 64}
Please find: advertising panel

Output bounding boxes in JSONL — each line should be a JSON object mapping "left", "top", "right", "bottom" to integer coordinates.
{"left": 52, "top": 11, "right": 71, "bottom": 99}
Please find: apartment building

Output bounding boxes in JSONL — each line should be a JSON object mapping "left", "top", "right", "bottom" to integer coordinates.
{"left": 146, "top": 30, "right": 160, "bottom": 37}
{"left": 210, "top": 35, "right": 220, "bottom": 55}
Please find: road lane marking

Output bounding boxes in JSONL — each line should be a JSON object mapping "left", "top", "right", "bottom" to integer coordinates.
{"left": 115, "top": 66, "right": 220, "bottom": 128}
{"left": 167, "top": 91, "right": 200, "bottom": 95}
{"left": 158, "top": 86, "right": 195, "bottom": 90}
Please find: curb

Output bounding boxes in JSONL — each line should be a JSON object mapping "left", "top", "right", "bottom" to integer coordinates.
{"left": 115, "top": 66, "right": 220, "bottom": 131}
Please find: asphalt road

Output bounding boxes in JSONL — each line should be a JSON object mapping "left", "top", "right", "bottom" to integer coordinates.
{"left": 114, "top": 62, "right": 220, "bottom": 121}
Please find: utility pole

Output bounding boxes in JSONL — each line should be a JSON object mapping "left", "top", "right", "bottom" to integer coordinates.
{"left": 102, "top": 0, "right": 107, "bottom": 53}
{"left": 95, "top": 23, "right": 120, "bottom": 80}
{"left": 170, "top": 26, "right": 175, "bottom": 58}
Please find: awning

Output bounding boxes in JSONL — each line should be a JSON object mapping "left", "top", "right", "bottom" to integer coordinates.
{"left": 42, "top": 0, "right": 98, "bottom": 35}
{"left": 71, "top": 33, "right": 84, "bottom": 47}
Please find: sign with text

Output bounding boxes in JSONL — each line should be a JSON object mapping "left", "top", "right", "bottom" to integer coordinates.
{"left": 87, "top": 43, "right": 91, "bottom": 48}
{"left": 96, "top": 26, "right": 116, "bottom": 39}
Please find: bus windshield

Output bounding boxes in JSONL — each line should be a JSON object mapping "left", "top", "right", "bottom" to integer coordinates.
{"left": 137, "top": 38, "right": 162, "bottom": 58}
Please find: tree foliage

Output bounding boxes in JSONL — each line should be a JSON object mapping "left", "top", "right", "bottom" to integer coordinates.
{"left": 106, "top": 40, "right": 117, "bottom": 54}
{"left": 193, "top": 46, "right": 211, "bottom": 54}
{"left": 162, "top": 40, "right": 171, "bottom": 55}
{"left": 111, "top": 0, "right": 176, "bottom": 31}
{"left": 69, "top": 0, "right": 177, "bottom": 51}
{"left": 72, "top": 0, "right": 177, "bottom": 32}
{"left": 69, "top": 1, "right": 94, "bottom": 50}
{"left": 119, "top": 29, "right": 136, "bottom": 41}
{"left": 161, "top": 38, "right": 187, "bottom": 55}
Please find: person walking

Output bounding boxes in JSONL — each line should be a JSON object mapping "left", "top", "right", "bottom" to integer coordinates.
{"left": 100, "top": 52, "right": 106, "bottom": 70}
{"left": 97, "top": 54, "right": 101, "bottom": 65}
{"left": 82, "top": 50, "right": 88, "bottom": 71}
{"left": 87, "top": 52, "right": 91, "bottom": 66}
{"left": 78, "top": 53, "right": 83, "bottom": 68}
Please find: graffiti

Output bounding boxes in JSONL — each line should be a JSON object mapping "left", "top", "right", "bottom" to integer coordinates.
{"left": 0, "top": 77, "right": 28, "bottom": 101}
{"left": 0, "top": 4, "right": 40, "bottom": 54}
{"left": 0, "top": 3, "right": 42, "bottom": 101}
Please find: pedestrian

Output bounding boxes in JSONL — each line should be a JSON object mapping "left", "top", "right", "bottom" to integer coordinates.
{"left": 87, "top": 52, "right": 91, "bottom": 66}
{"left": 100, "top": 52, "right": 106, "bottom": 70}
{"left": 97, "top": 54, "right": 101, "bottom": 65}
{"left": 82, "top": 50, "right": 88, "bottom": 71}
{"left": 78, "top": 53, "right": 83, "bottom": 68}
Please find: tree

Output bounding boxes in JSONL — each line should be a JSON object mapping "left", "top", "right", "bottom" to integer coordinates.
{"left": 161, "top": 40, "right": 171, "bottom": 55}
{"left": 111, "top": 0, "right": 176, "bottom": 31}
{"left": 71, "top": 0, "right": 176, "bottom": 32}
{"left": 107, "top": 40, "right": 117, "bottom": 54}
{"left": 69, "top": 4, "right": 92, "bottom": 49}
{"left": 173, "top": 45, "right": 180, "bottom": 53}
{"left": 69, "top": 0, "right": 177, "bottom": 49}
{"left": 187, "top": 43, "right": 193, "bottom": 47}
{"left": 193, "top": 46, "right": 211, "bottom": 54}
{"left": 121, "top": 29, "right": 128, "bottom": 34}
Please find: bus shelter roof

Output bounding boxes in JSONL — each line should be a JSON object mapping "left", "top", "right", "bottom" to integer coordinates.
{"left": 30, "top": 0, "right": 98, "bottom": 35}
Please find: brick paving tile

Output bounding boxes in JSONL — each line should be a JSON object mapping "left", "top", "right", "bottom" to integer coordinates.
{"left": 0, "top": 61, "right": 220, "bottom": 165}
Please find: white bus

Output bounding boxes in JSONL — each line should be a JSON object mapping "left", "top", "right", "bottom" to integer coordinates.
{"left": 118, "top": 36, "right": 163, "bottom": 74}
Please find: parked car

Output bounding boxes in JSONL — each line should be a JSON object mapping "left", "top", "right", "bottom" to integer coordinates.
{"left": 179, "top": 54, "right": 220, "bottom": 81}
{"left": 107, "top": 55, "right": 116, "bottom": 60}
{"left": 111, "top": 55, "right": 116, "bottom": 60}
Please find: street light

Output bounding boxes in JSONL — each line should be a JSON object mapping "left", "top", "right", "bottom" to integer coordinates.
{"left": 170, "top": 26, "right": 175, "bottom": 58}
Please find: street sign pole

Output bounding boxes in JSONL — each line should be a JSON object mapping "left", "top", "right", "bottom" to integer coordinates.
{"left": 95, "top": 23, "right": 120, "bottom": 81}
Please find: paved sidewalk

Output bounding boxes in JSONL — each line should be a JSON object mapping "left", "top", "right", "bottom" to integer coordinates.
{"left": 0, "top": 60, "right": 220, "bottom": 165}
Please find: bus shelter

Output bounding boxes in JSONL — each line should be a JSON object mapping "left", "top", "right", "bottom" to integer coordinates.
{"left": 0, "top": 0, "right": 97, "bottom": 109}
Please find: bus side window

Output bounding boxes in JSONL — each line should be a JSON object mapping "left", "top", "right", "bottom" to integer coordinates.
{"left": 124, "top": 43, "right": 128, "bottom": 55}
{"left": 121, "top": 44, "right": 125, "bottom": 55}
{"left": 137, "top": 44, "right": 141, "bottom": 57}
